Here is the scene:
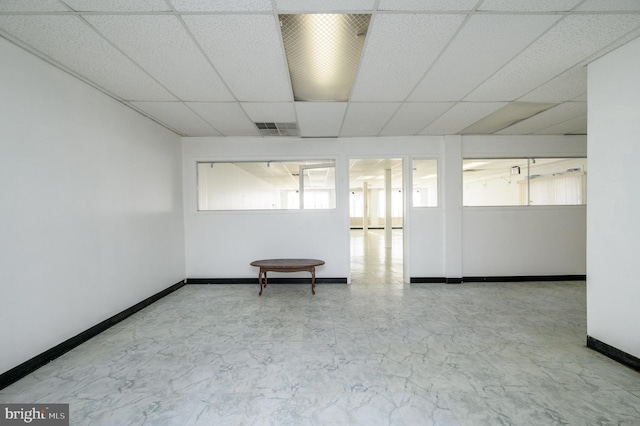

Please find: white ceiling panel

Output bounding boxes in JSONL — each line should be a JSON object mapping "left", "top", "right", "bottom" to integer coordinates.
{"left": 63, "top": 0, "right": 170, "bottom": 12}
{"left": 497, "top": 102, "right": 587, "bottom": 134}
{"left": 131, "top": 102, "right": 221, "bottom": 136}
{"left": 351, "top": 14, "right": 466, "bottom": 102}
{"left": 518, "top": 66, "right": 587, "bottom": 103}
{"left": 576, "top": 0, "right": 640, "bottom": 12}
{"left": 0, "top": 15, "right": 175, "bottom": 101}
{"left": 380, "top": 102, "right": 454, "bottom": 136}
{"left": 409, "top": 14, "right": 559, "bottom": 102}
{"left": 534, "top": 115, "right": 588, "bottom": 135}
{"left": 241, "top": 102, "right": 296, "bottom": 123}
{"left": 421, "top": 102, "right": 506, "bottom": 135}
{"left": 187, "top": 103, "right": 260, "bottom": 136}
{"left": 379, "top": 0, "right": 480, "bottom": 11}
{"left": 296, "top": 102, "right": 348, "bottom": 137}
{"left": 478, "top": 0, "right": 582, "bottom": 12}
{"left": 183, "top": 15, "right": 292, "bottom": 102}
{"left": 340, "top": 103, "right": 400, "bottom": 136}
{"left": 466, "top": 14, "right": 640, "bottom": 102}
{"left": 0, "top": 0, "right": 69, "bottom": 12}
{"left": 275, "top": 0, "right": 376, "bottom": 12}
{"left": 2, "top": 2, "right": 635, "bottom": 138}
{"left": 168, "top": 0, "right": 273, "bottom": 11}
{"left": 85, "top": 15, "right": 234, "bottom": 102}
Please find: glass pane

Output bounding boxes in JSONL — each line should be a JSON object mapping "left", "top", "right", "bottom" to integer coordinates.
{"left": 528, "top": 158, "right": 587, "bottom": 205}
{"left": 197, "top": 160, "right": 335, "bottom": 211}
{"left": 463, "top": 158, "right": 587, "bottom": 206}
{"left": 463, "top": 158, "right": 529, "bottom": 206}
{"left": 301, "top": 163, "right": 336, "bottom": 209}
{"left": 412, "top": 159, "right": 438, "bottom": 207}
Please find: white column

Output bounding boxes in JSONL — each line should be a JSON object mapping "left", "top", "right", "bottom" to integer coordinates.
{"left": 444, "top": 135, "right": 463, "bottom": 281}
{"left": 363, "top": 181, "right": 369, "bottom": 235}
{"left": 587, "top": 36, "right": 640, "bottom": 359}
{"left": 385, "top": 168, "right": 392, "bottom": 248}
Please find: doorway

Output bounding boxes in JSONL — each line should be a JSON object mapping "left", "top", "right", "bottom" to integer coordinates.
{"left": 348, "top": 159, "right": 404, "bottom": 284}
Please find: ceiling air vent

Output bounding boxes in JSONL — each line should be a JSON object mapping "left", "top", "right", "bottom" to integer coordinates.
{"left": 254, "top": 122, "right": 299, "bottom": 137}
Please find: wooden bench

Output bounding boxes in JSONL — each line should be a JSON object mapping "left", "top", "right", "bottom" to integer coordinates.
{"left": 250, "top": 258, "right": 325, "bottom": 296}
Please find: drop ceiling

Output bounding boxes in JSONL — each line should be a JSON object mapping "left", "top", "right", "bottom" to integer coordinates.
{"left": 1, "top": 0, "right": 640, "bottom": 138}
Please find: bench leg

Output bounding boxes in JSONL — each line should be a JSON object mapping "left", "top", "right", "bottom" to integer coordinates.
{"left": 258, "top": 270, "right": 267, "bottom": 296}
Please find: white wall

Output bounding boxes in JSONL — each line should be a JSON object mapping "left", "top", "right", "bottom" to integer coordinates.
{"left": 463, "top": 206, "right": 586, "bottom": 276}
{"left": 182, "top": 136, "right": 444, "bottom": 281}
{"left": 462, "top": 135, "right": 587, "bottom": 277}
{"left": 587, "top": 36, "right": 640, "bottom": 358}
{"left": 183, "top": 135, "right": 586, "bottom": 282}
{"left": 0, "top": 38, "right": 185, "bottom": 375}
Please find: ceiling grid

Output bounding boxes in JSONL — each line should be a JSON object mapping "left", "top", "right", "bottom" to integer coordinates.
{"left": 1, "top": 0, "right": 639, "bottom": 136}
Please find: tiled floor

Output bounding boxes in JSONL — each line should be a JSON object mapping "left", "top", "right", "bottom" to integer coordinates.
{"left": 2, "top": 232, "right": 639, "bottom": 424}
{"left": 350, "top": 229, "right": 404, "bottom": 284}
{"left": 2, "top": 280, "right": 640, "bottom": 425}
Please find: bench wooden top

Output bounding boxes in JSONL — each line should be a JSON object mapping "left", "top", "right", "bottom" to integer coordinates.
{"left": 250, "top": 259, "right": 325, "bottom": 269}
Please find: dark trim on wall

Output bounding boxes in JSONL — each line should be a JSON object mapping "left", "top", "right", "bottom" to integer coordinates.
{"left": 187, "top": 277, "right": 348, "bottom": 284}
{"left": 410, "top": 277, "right": 447, "bottom": 284}
{"left": 0, "top": 280, "right": 186, "bottom": 391}
{"left": 463, "top": 275, "right": 586, "bottom": 283}
{"left": 587, "top": 336, "right": 640, "bottom": 372}
{"left": 411, "top": 275, "right": 586, "bottom": 284}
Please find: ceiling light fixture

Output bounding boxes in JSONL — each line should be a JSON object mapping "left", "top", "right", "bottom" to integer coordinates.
{"left": 280, "top": 14, "right": 371, "bottom": 102}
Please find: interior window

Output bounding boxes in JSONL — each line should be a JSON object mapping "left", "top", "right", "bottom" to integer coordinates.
{"left": 463, "top": 158, "right": 587, "bottom": 206}
{"left": 197, "top": 160, "right": 336, "bottom": 211}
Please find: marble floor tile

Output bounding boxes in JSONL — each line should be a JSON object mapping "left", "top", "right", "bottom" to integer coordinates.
{"left": 2, "top": 278, "right": 640, "bottom": 425}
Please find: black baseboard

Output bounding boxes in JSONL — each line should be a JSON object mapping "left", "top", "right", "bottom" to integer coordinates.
{"left": 410, "top": 277, "right": 447, "bottom": 284}
{"left": 411, "top": 275, "right": 586, "bottom": 284}
{"left": 187, "top": 277, "right": 348, "bottom": 284}
{"left": 587, "top": 336, "right": 640, "bottom": 372}
{"left": 0, "top": 280, "right": 186, "bottom": 391}
{"left": 463, "top": 275, "right": 586, "bottom": 283}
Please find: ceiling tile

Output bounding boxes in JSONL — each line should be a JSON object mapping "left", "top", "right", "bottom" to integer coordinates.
{"left": 576, "top": 0, "right": 640, "bottom": 12}
{"left": 187, "top": 103, "right": 260, "bottom": 136}
{"left": 0, "top": 15, "right": 175, "bottom": 101}
{"left": 131, "top": 102, "right": 221, "bottom": 136}
{"left": 478, "top": 0, "right": 582, "bottom": 12}
{"left": 409, "top": 14, "right": 559, "bottom": 101}
{"left": 379, "top": 0, "right": 479, "bottom": 11}
{"left": 340, "top": 103, "right": 401, "bottom": 136}
{"left": 350, "top": 14, "right": 466, "bottom": 102}
{"left": 420, "top": 102, "right": 506, "bottom": 135}
{"left": 466, "top": 14, "right": 640, "bottom": 102}
{"left": 275, "top": 0, "right": 375, "bottom": 12}
{"left": 63, "top": 0, "right": 170, "bottom": 12}
{"left": 518, "top": 66, "right": 587, "bottom": 103}
{"left": 169, "top": 0, "right": 272, "bottom": 11}
{"left": 0, "top": 0, "right": 69, "bottom": 12}
{"left": 183, "top": 15, "right": 292, "bottom": 102}
{"left": 497, "top": 102, "right": 587, "bottom": 134}
{"left": 380, "top": 102, "right": 454, "bottom": 136}
{"left": 241, "top": 102, "right": 296, "bottom": 122}
{"left": 534, "top": 115, "right": 587, "bottom": 135}
{"left": 295, "top": 102, "right": 347, "bottom": 137}
{"left": 85, "top": 15, "right": 234, "bottom": 102}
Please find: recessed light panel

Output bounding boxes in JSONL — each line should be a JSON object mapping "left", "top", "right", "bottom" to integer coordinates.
{"left": 280, "top": 14, "right": 371, "bottom": 102}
